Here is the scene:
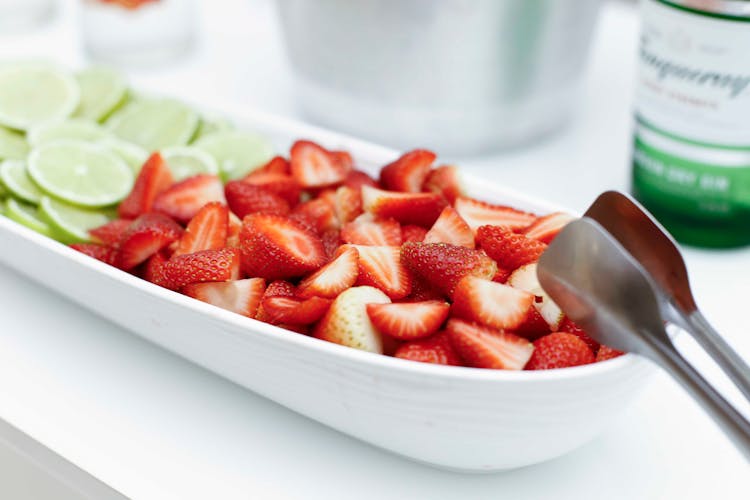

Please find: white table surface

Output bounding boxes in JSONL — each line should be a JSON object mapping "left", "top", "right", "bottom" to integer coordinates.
{"left": 1, "top": 1, "right": 749, "bottom": 499}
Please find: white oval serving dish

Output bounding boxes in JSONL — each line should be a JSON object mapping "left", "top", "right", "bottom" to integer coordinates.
{"left": 0, "top": 104, "right": 652, "bottom": 472}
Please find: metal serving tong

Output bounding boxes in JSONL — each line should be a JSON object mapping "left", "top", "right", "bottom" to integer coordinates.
{"left": 536, "top": 191, "right": 750, "bottom": 461}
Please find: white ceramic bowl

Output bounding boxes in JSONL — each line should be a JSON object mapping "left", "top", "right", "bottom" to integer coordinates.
{"left": 0, "top": 104, "right": 652, "bottom": 472}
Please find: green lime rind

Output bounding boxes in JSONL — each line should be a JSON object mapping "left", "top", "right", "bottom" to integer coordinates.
{"left": 28, "top": 140, "right": 134, "bottom": 207}
{"left": 0, "top": 63, "right": 80, "bottom": 131}
{"left": 194, "top": 130, "right": 274, "bottom": 181}
{"left": 98, "top": 136, "right": 149, "bottom": 173}
{"left": 38, "top": 196, "right": 111, "bottom": 244}
{"left": 0, "top": 159, "right": 44, "bottom": 204}
{"left": 161, "top": 146, "right": 219, "bottom": 181}
{"left": 27, "top": 118, "right": 112, "bottom": 147}
{"left": 106, "top": 97, "right": 199, "bottom": 152}
{"left": 4, "top": 197, "right": 54, "bottom": 237}
{"left": 0, "top": 126, "right": 30, "bottom": 160}
{"left": 74, "top": 66, "right": 128, "bottom": 123}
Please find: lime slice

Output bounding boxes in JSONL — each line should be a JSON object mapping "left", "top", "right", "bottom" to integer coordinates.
{"left": 98, "top": 137, "right": 148, "bottom": 173}
{"left": 38, "top": 196, "right": 110, "bottom": 244}
{"left": 0, "top": 126, "right": 29, "bottom": 160}
{"left": 4, "top": 197, "right": 53, "bottom": 237}
{"left": 194, "top": 130, "right": 274, "bottom": 180}
{"left": 0, "top": 63, "right": 80, "bottom": 131}
{"left": 74, "top": 66, "right": 128, "bottom": 122}
{"left": 28, "top": 140, "right": 134, "bottom": 207}
{"left": 192, "top": 114, "right": 234, "bottom": 142}
{"left": 27, "top": 118, "right": 112, "bottom": 146}
{"left": 0, "top": 180, "right": 8, "bottom": 199}
{"left": 161, "top": 146, "right": 219, "bottom": 181}
{"left": 106, "top": 98, "right": 199, "bottom": 152}
{"left": 0, "top": 159, "right": 44, "bottom": 204}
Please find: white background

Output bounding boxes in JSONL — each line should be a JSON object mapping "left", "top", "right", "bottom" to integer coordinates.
{"left": 0, "top": 0, "right": 749, "bottom": 499}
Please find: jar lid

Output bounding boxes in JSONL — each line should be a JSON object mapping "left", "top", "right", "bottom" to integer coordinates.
{"left": 658, "top": 0, "right": 750, "bottom": 19}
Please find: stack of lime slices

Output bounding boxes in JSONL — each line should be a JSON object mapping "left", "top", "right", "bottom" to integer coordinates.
{"left": 0, "top": 62, "right": 275, "bottom": 245}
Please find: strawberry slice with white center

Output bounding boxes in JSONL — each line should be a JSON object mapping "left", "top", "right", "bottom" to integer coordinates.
{"left": 318, "top": 185, "right": 362, "bottom": 225}
{"left": 183, "top": 277, "right": 265, "bottom": 318}
{"left": 297, "top": 245, "right": 359, "bottom": 299}
{"left": 454, "top": 196, "right": 536, "bottom": 232}
{"left": 422, "top": 165, "right": 464, "bottom": 204}
{"left": 162, "top": 247, "right": 241, "bottom": 290}
{"left": 507, "top": 263, "right": 564, "bottom": 331}
{"left": 446, "top": 318, "right": 534, "bottom": 370}
{"left": 423, "top": 206, "right": 474, "bottom": 248}
{"left": 314, "top": 286, "right": 391, "bottom": 353}
{"left": 352, "top": 245, "right": 412, "bottom": 300}
{"left": 366, "top": 300, "right": 450, "bottom": 340}
{"left": 153, "top": 174, "right": 226, "bottom": 224}
{"left": 290, "top": 140, "right": 352, "bottom": 188}
{"left": 118, "top": 152, "right": 174, "bottom": 219}
{"left": 341, "top": 216, "right": 402, "bottom": 246}
{"left": 173, "top": 201, "right": 228, "bottom": 256}
{"left": 361, "top": 185, "right": 447, "bottom": 227}
{"left": 114, "top": 213, "right": 183, "bottom": 270}
{"left": 261, "top": 295, "right": 332, "bottom": 325}
{"left": 451, "top": 275, "right": 535, "bottom": 330}
{"left": 523, "top": 212, "right": 576, "bottom": 243}
{"left": 379, "top": 149, "right": 436, "bottom": 193}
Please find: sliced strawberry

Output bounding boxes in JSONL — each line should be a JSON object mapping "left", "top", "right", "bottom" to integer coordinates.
{"left": 401, "top": 224, "right": 427, "bottom": 243}
{"left": 366, "top": 300, "right": 449, "bottom": 340}
{"left": 319, "top": 185, "right": 362, "bottom": 225}
{"left": 394, "top": 331, "right": 462, "bottom": 366}
{"left": 255, "top": 279, "right": 296, "bottom": 322}
{"left": 314, "top": 286, "right": 391, "bottom": 353}
{"left": 341, "top": 216, "right": 401, "bottom": 246}
{"left": 400, "top": 242, "right": 496, "bottom": 297}
{"left": 352, "top": 245, "right": 412, "bottom": 300}
{"left": 361, "top": 185, "right": 447, "bottom": 227}
{"left": 451, "top": 275, "right": 535, "bottom": 330}
{"left": 173, "top": 202, "right": 228, "bottom": 257}
{"left": 115, "top": 213, "right": 183, "bottom": 270}
{"left": 596, "top": 345, "right": 624, "bottom": 362}
{"left": 297, "top": 245, "right": 359, "bottom": 299}
{"left": 523, "top": 212, "right": 575, "bottom": 243}
{"left": 344, "top": 169, "right": 379, "bottom": 190}
{"left": 525, "top": 332, "right": 595, "bottom": 370}
{"left": 454, "top": 197, "right": 536, "bottom": 232}
{"left": 153, "top": 174, "right": 226, "bottom": 224}
{"left": 261, "top": 296, "right": 332, "bottom": 325}
{"left": 225, "top": 180, "right": 290, "bottom": 219}
{"left": 401, "top": 275, "right": 446, "bottom": 302}
{"left": 290, "top": 140, "right": 351, "bottom": 188}
{"left": 226, "top": 212, "right": 242, "bottom": 248}
{"left": 558, "top": 316, "right": 600, "bottom": 354}
{"left": 514, "top": 307, "right": 551, "bottom": 340}
{"left": 320, "top": 228, "right": 343, "bottom": 258}
{"left": 423, "top": 206, "right": 474, "bottom": 248}
{"left": 422, "top": 165, "right": 464, "bottom": 204}
{"left": 183, "top": 277, "right": 265, "bottom": 318}
{"left": 118, "top": 152, "right": 174, "bottom": 219}
{"left": 290, "top": 198, "right": 338, "bottom": 234}
{"left": 241, "top": 172, "right": 300, "bottom": 207}
{"left": 379, "top": 149, "right": 436, "bottom": 193}
{"left": 250, "top": 155, "right": 290, "bottom": 176}
{"left": 331, "top": 150, "right": 354, "bottom": 170}
{"left": 70, "top": 243, "right": 116, "bottom": 266}
{"left": 161, "top": 247, "right": 241, "bottom": 290}
{"left": 239, "top": 213, "right": 326, "bottom": 280}
{"left": 446, "top": 318, "right": 533, "bottom": 370}
{"left": 89, "top": 218, "right": 133, "bottom": 247}
{"left": 492, "top": 267, "right": 512, "bottom": 284}
{"left": 143, "top": 251, "right": 169, "bottom": 287}
{"left": 506, "top": 263, "right": 564, "bottom": 331}
{"left": 476, "top": 225, "right": 547, "bottom": 271}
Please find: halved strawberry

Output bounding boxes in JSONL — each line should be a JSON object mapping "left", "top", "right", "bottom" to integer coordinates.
{"left": 331, "top": 150, "right": 355, "bottom": 171}
{"left": 366, "top": 300, "right": 449, "bottom": 340}
{"left": 394, "top": 331, "right": 462, "bottom": 366}
{"left": 422, "top": 165, "right": 464, "bottom": 204}
{"left": 226, "top": 212, "right": 242, "bottom": 248}
{"left": 118, "top": 152, "right": 173, "bottom": 219}
{"left": 344, "top": 169, "right": 379, "bottom": 190}
{"left": 401, "top": 224, "right": 427, "bottom": 243}
{"left": 261, "top": 296, "right": 332, "bottom": 325}
{"left": 290, "top": 140, "right": 351, "bottom": 188}
{"left": 379, "top": 149, "right": 436, "bottom": 193}
{"left": 173, "top": 202, "right": 228, "bottom": 256}
{"left": 514, "top": 307, "right": 551, "bottom": 340}
{"left": 251, "top": 155, "right": 290, "bottom": 176}
{"left": 143, "top": 251, "right": 169, "bottom": 287}
{"left": 402, "top": 275, "right": 446, "bottom": 302}
{"left": 506, "top": 263, "right": 564, "bottom": 331}
{"left": 115, "top": 213, "right": 183, "bottom": 270}
{"left": 341, "top": 216, "right": 401, "bottom": 246}
{"left": 352, "top": 245, "right": 412, "bottom": 300}
{"left": 523, "top": 212, "right": 575, "bottom": 243}
{"left": 446, "top": 318, "right": 533, "bottom": 370}
{"left": 477, "top": 225, "right": 547, "bottom": 271}
{"left": 454, "top": 197, "right": 536, "bottom": 232}
{"left": 423, "top": 206, "right": 474, "bottom": 248}
{"left": 320, "top": 228, "right": 343, "bottom": 258}
{"left": 153, "top": 174, "right": 226, "bottom": 224}
{"left": 70, "top": 243, "right": 117, "bottom": 266}
{"left": 225, "top": 180, "right": 290, "bottom": 218}
{"left": 314, "top": 286, "right": 391, "bottom": 353}
{"left": 183, "top": 277, "right": 265, "bottom": 318}
{"left": 525, "top": 332, "right": 595, "bottom": 370}
{"left": 319, "top": 185, "right": 362, "bottom": 225}
{"left": 451, "top": 275, "right": 535, "bottom": 330}
{"left": 361, "top": 185, "right": 447, "bottom": 227}
{"left": 297, "top": 245, "right": 359, "bottom": 299}
{"left": 241, "top": 171, "right": 300, "bottom": 207}
{"left": 290, "top": 198, "right": 338, "bottom": 234}
{"left": 558, "top": 316, "right": 600, "bottom": 354}
{"left": 161, "top": 247, "right": 241, "bottom": 290}
{"left": 255, "top": 279, "right": 296, "bottom": 322}
{"left": 239, "top": 213, "right": 326, "bottom": 280}
{"left": 89, "top": 218, "right": 133, "bottom": 247}
{"left": 492, "top": 267, "right": 512, "bottom": 284}
{"left": 400, "top": 242, "right": 496, "bottom": 297}
{"left": 596, "top": 345, "right": 624, "bottom": 362}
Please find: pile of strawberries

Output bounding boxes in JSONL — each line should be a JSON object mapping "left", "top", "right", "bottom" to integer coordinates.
{"left": 71, "top": 140, "right": 623, "bottom": 370}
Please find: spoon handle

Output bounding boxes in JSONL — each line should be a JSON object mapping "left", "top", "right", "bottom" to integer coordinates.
{"left": 649, "top": 334, "right": 750, "bottom": 462}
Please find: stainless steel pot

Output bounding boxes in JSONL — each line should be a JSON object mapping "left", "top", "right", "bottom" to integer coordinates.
{"left": 276, "top": 0, "right": 602, "bottom": 154}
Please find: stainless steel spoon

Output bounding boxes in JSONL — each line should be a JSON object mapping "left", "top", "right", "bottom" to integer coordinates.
{"left": 584, "top": 190, "right": 750, "bottom": 401}
{"left": 537, "top": 217, "right": 750, "bottom": 461}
